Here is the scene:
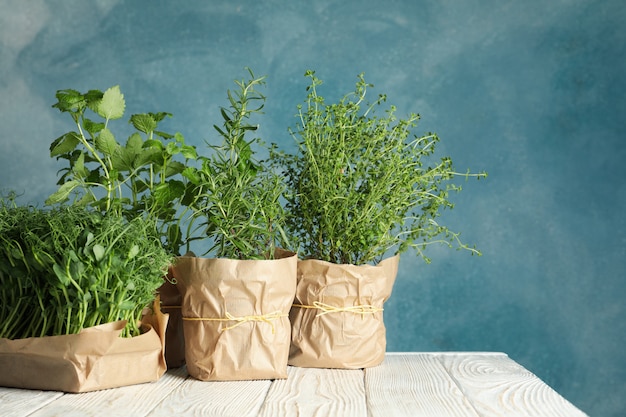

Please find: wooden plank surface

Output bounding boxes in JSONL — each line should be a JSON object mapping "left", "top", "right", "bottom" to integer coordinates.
{"left": 146, "top": 372, "right": 272, "bottom": 417}
{"left": 438, "top": 354, "right": 588, "bottom": 417}
{"left": 365, "top": 354, "right": 480, "bottom": 417}
{"left": 258, "top": 365, "right": 367, "bottom": 417}
{"left": 27, "top": 366, "right": 188, "bottom": 417}
{"left": 0, "top": 388, "right": 63, "bottom": 417}
{"left": 0, "top": 353, "right": 588, "bottom": 417}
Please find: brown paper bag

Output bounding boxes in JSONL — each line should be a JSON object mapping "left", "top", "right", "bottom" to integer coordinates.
{"left": 0, "top": 300, "right": 168, "bottom": 392}
{"left": 158, "top": 269, "right": 186, "bottom": 369}
{"left": 171, "top": 249, "right": 297, "bottom": 381}
{"left": 288, "top": 255, "right": 399, "bottom": 369}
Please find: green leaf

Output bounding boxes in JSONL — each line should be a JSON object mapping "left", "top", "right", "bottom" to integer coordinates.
{"left": 92, "top": 244, "right": 105, "bottom": 262}
{"left": 181, "top": 144, "right": 197, "bottom": 160}
{"left": 82, "top": 118, "right": 105, "bottom": 136}
{"left": 81, "top": 291, "right": 92, "bottom": 303}
{"left": 130, "top": 113, "right": 157, "bottom": 134}
{"left": 110, "top": 146, "right": 134, "bottom": 171}
{"left": 46, "top": 180, "right": 80, "bottom": 205}
{"left": 50, "top": 132, "right": 81, "bottom": 157}
{"left": 143, "top": 139, "right": 164, "bottom": 150}
{"left": 153, "top": 181, "right": 185, "bottom": 205}
{"left": 53, "top": 89, "right": 85, "bottom": 113}
{"left": 150, "top": 111, "right": 172, "bottom": 123}
{"left": 97, "top": 85, "right": 125, "bottom": 120}
{"left": 164, "top": 160, "right": 185, "bottom": 177}
{"left": 69, "top": 258, "right": 86, "bottom": 278}
{"left": 85, "top": 232, "right": 95, "bottom": 247}
{"left": 96, "top": 302, "right": 111, "bottom": 316}
{"left": 128, "top": 245, "right": 139, "bottom": 259}
{"left": 76, "top": 192, "right": 96, "bottom": 207}
{"left": 111, "top": 133, "right": 143, "bottom": 171}
{"left": 135, "top": 146, "right": 162, "bottom": 167}
{"left": 72, "top": 152, "right": 88, "bottom": 179}
{"left": 126, "top": 132, "right": 143, "bottom": 153}
{"left": 182, "top": 167, "right": 200, "bottom": 184}
{"left": 84, "top": 89, "right": 105, "bottom": 113}
{"left": 53, "top": 263, "right": 71, "bottom": 286}
{"left": 95, "top": 128, "right": 119, "bottom": 156}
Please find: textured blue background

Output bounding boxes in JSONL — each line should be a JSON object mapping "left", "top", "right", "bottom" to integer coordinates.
{"left": 1, "top": 1, "right": 624, "bottom": 415}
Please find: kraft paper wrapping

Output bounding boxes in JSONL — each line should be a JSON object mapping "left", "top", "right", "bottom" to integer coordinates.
{"left": 0, "top": 300, "right": 168, "bottom": 392}
{"left": 288, "top": 255, "right": 399, "bottom": 369}
{"left": 158, "top": 270, "right": 186, "bottom": 369}
{"left": 172, "top": 249, "right": 297, "bottom": 381}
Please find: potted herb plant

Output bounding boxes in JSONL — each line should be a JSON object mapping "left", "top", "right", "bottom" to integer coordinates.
{"left": 171, "top": 69, "right": 297, "bottom": 381}
{"left": 45, "top": 85, "right": 199, "bottom": 369}
{"left": 0, "top": 195, "right": 170, "bottom": 391}
{"left": 0, "top": 85, "right": 198, "bottom": 392}
{"left": 273, "top": 70, "right": 487, "bottom": 369}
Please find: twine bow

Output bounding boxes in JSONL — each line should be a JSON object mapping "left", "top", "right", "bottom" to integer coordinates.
{"left": 293, "top": 301, "right": 383, "bottom": 317}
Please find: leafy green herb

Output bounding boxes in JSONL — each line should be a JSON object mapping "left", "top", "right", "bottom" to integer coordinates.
{"left": 46, "top": 86, "right": 198, "bottom": 254}
{"left": 273, "top": 70, "right": 486, "bottom": 265}
{"left": 0, "top": 195, "right": 171, "bottom": 338}
{"left": 186, "top": 69, "right": 288, "bottom": 259}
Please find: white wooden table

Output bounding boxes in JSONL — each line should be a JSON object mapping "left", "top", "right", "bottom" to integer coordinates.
{"left": 0, "top": 352, "right": 587, "bottom": 417}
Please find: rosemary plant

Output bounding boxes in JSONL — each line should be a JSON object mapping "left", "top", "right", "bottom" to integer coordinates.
{"left": 273, "top": 70, "right": 486, "bottom": 265}
{"left": 186, "top": 69, "right": 288, "bottom": 259}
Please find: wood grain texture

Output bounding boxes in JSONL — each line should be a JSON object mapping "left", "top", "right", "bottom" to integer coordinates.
{"left": 438, "top": 354, "right": 589, "bottom": 417}
{"left": 0, "top": 388, "right": 63, "bottom": 417}
{"left": 27, "top": 366, "right": 188, "bottom": 417}
{"left": 258, "top": 366, "right": 367, "bottom": 417}
{"left": 146, "top": 370, "right": 271, "bottom": 417}
{"left": 0, "top": 353, "right": 588, "bottom": 417}
{"left": 365, "top": 354, "right": 480, "bottom": 417}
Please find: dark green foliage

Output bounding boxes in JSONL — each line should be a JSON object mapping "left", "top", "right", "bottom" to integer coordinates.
{"left": 0, "top": 196, "right": 171, "bottom": 338}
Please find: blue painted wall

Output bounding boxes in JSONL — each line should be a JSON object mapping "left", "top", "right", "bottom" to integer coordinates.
{"left": 1, "top": 1, "right": 624, "bottom": 415}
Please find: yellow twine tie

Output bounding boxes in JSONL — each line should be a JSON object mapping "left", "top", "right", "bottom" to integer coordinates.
{"left": 293, "top": 301, "right": 383, "bottom": 317}
{"left": 183, "top": 310, "right": 287, "bottom": 333}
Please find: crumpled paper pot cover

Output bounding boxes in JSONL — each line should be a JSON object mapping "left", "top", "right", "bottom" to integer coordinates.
{"left": 289, "top": 255, "right": 399, "bottom": 369}
{"left": 0, "top": 301, "right": 168, "bottom": 393}
{"left": 172, "top": 249, "right": 297, "bottom": 381}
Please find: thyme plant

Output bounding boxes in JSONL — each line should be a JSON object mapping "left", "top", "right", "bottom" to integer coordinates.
{"left": 186, "top": 69, "right": 288, "bottom": 259}
{"left": 274, "top": 70, "right": 486, "bottom": 265}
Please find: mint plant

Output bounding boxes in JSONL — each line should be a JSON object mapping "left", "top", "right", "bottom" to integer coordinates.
{"left": 46, "top": 86, "right": 198, "bottom": 254}
{"left": 186, "top": 69, "right": 288, "bottom": 259}
{"left": 273, "top": 70, "right": 486, "bottom": 265}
